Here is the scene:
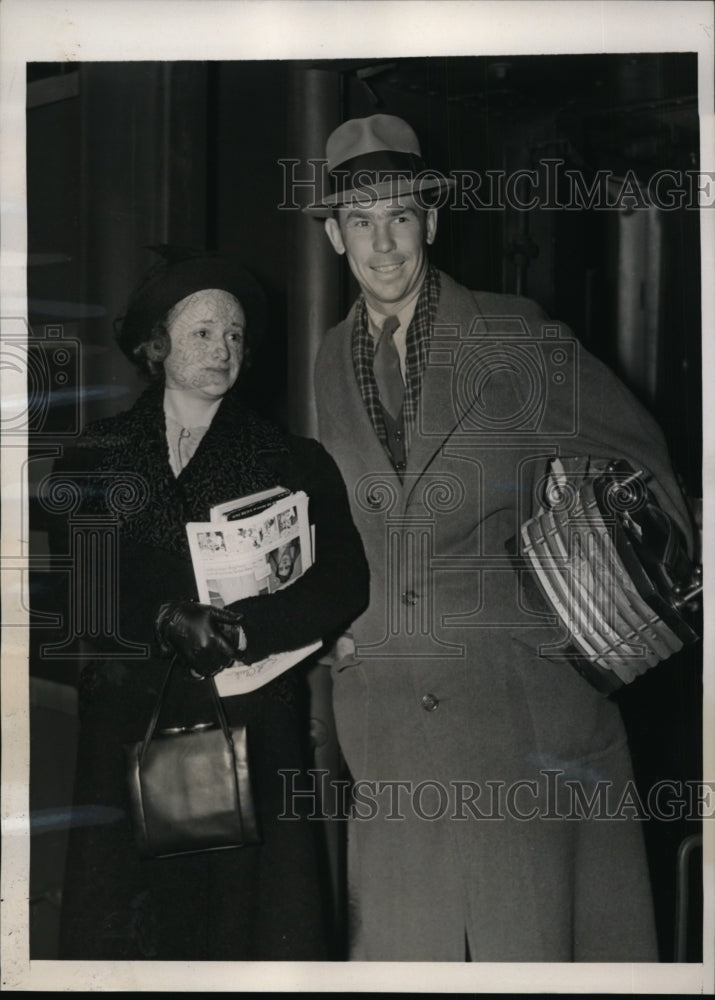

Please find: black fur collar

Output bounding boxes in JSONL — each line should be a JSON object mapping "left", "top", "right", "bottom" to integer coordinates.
{"left": 80, "top": 381, "right": 290, "bottom": 554}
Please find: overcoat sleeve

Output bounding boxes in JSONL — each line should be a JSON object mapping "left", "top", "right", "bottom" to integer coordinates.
{"left": 481, "top": 291, "right": 695, "bottom": 551}
{"left": 226, "top": 437, "right": 369, "bottom": 663}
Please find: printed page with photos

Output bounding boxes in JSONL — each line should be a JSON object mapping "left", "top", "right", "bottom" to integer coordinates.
{"left": 186, "top": 489, "right": 320, "bottom": 695}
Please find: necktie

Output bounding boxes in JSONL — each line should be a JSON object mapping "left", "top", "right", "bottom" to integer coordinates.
{"left": 373, "top": 314, "right": 403, "bottom": 419}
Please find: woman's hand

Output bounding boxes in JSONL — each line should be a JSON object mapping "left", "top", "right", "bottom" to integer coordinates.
{"left": 155, "top": 601, "right": 247, "bottom": 678}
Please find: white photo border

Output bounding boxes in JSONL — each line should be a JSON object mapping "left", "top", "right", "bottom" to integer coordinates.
{"left": 1, "top": 0, "right": 713, "bottom": 993}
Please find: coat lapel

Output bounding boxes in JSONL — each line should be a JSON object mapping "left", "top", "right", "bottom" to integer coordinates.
{"left": 322, "top": 274, "right": 529, "bottom": 513}
{"left": 404, "top": 273, "right": 490, "bottom": 506}
{"left": 177, "top": 390, "right": 287, "bottom": 520}
{"left": 325, "top": 308, "right": 396, "bottom": 475}
{"left": 84, "top": 382, "right": 289, "bottom": 555}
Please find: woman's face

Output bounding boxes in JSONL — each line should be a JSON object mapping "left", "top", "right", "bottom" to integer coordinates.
{"left": 163, "top": 288, "right": 245, "bottom": 399}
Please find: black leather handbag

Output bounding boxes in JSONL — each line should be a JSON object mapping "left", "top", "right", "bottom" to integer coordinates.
{"left": 125, "top": 657, "right": 261, "bottom": 858}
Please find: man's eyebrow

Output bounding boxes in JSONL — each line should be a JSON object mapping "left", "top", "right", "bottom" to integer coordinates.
{"left": 343, "top": 208, "right": 372, "bottom": 221}
{"left": 343, "top": 205, "right": 417, "bottom": 221}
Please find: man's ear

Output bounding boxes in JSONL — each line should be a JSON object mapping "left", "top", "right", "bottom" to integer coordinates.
{"left": 425, "top": 207, "right": 438, "bottom": 246}
{"left": 324, "top": 217, "right": 346, "bottom": 255}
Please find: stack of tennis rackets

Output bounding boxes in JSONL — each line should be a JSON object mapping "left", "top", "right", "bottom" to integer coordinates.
{"left": 520, "top": 457, "right": 701, "bottom": 693}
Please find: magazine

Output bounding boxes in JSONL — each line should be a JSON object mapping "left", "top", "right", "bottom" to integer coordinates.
{"left": 185, "top": 489, "right": 321, "bottom": 696}
{"left": 211, "top": 486, "right": 292, "bottom": 522}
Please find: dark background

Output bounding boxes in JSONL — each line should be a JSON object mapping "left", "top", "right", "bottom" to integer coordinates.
{"left": 27, "top": 55, "right": 702, "bottom": 960}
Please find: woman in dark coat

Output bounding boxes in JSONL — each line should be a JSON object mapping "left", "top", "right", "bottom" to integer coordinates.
{"left": 54, "top": 250, "right": 368, "bottom": 960}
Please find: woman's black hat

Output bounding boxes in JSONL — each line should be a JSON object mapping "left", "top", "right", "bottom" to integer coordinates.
{"left": 117, "top": 246, "right": 267, "bottom": 362}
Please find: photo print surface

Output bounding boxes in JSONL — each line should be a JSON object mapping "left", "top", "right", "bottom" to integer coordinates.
{"left": 1, "top": 1, "right": 713, "bottom": 994}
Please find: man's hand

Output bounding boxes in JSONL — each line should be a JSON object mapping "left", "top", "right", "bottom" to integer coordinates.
{"left": 155, "top": 601, "right": 246, "bottom": 679}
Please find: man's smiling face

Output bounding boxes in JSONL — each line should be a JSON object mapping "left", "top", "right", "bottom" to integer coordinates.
{"left": 324, "top": 195, "right": 437, "bottom": 315}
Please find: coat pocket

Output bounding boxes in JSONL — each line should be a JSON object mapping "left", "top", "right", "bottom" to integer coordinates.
{"left": 320, "top": 632, "right": 362, "bottom": 675}
{"left": 330, "top": 657, "right": 368, "bottom": 778}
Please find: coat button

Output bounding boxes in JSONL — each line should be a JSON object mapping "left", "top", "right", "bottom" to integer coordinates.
{"left": 421, "top": 693, "right": 439, "bottom": 712}
{"left": 402, "top": 589, "right": 419, "bottom": 606}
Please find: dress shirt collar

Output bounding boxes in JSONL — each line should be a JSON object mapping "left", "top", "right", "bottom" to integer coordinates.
{"left": 364, "top": 277, "right": 424, "bottom": 342}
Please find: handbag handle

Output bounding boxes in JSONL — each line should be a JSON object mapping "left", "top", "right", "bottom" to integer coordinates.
{"left": 139, "top": 656, "right": 234, "bottom": 765}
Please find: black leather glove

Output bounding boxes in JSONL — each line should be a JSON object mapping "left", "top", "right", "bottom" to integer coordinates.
{"left": 155, "top": 601, "right": 246, "bottom": 679}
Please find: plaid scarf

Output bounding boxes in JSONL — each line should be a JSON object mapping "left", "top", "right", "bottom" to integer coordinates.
{"left": 351, "top": 266, "right": 441, "bottom": 457}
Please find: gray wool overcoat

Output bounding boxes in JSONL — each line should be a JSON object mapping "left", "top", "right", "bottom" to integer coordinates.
{"left": 314, "top": 269, "right": 692, "bottom": 962}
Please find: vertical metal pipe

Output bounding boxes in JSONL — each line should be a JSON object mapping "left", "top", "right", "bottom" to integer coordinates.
{"left": 674, "top": 833, "right": 702, "bottom": 961}
{"left": 284, "top": 65, "right": 346, "bottom": 953}
{"left": 285, "top": 67, "right": 342, "bottom": 438}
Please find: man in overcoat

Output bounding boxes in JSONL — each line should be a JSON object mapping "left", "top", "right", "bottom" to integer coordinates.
{"left": 304, "top": 114, "right": 694, "bottom": 961}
